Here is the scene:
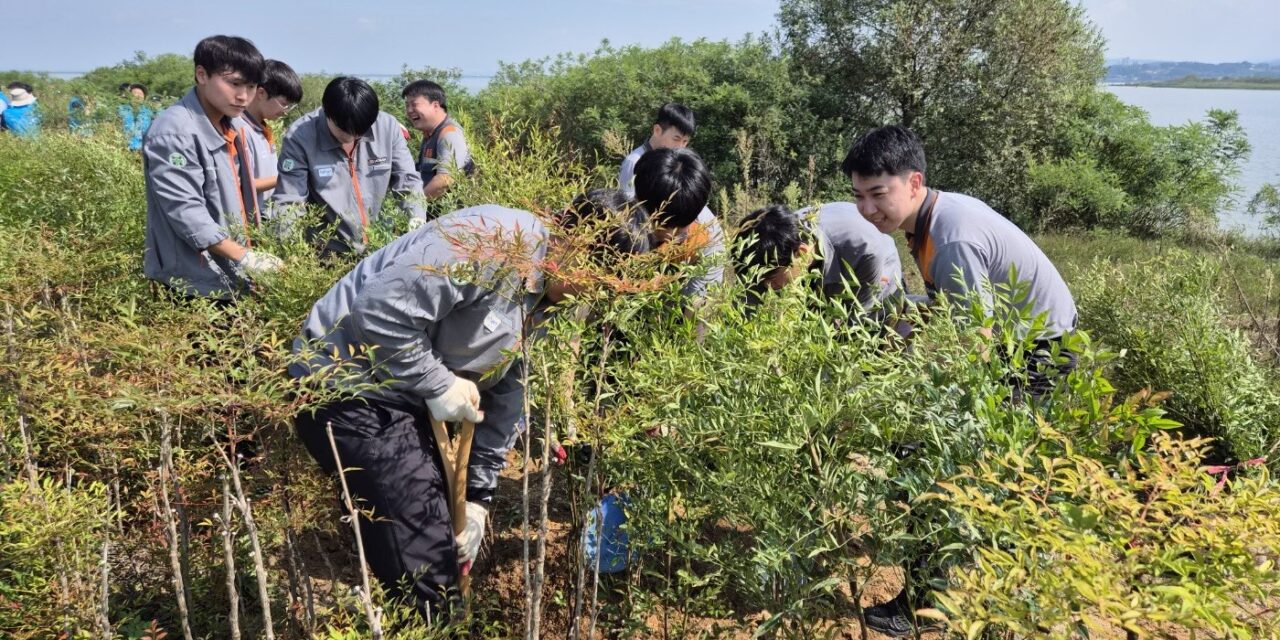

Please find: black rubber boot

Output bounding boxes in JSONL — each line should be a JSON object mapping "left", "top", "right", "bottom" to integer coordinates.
{"left": 863, "top": 591, "right": 914, "bottom": 638}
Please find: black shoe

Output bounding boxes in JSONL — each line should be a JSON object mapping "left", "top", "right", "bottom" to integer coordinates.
{"left": 864, "top": 591, "right": 915, "bottom": 638}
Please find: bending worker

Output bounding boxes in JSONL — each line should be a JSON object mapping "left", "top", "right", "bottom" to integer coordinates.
{"left": 288, "top": 193, "right": 650, "bottom": 618}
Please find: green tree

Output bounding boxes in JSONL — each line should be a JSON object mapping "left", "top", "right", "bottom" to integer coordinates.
{"left": 779, "top": 0, "right": 1106, "bottom": 215}
{"left": 475, "top": 37, "right": 819, "bottom": 197}
{"left": 1042, "top": 91, "right": 1250, "bottom": 235}
{"left": 1248, "top": 183, "right": 1280, "bottom": 235}
{"left": 77, "top": 51, "right": 195, "bottom": 99}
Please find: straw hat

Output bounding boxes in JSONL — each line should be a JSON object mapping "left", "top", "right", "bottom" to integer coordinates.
{"left": 8, "top": 87, "right": 36, "bottom": 107}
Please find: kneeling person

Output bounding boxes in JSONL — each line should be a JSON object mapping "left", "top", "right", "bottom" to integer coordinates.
{"left": 273, "top": 76, "right": 424, "bottom": 255}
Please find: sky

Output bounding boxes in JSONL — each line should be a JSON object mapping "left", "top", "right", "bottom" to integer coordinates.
{"left": 5, "top": 0, "right": 1278, "bottom": 80}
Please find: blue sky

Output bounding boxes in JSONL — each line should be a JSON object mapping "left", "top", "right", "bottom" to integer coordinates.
{"left": 6, "top": 0, "right": 1278, "bottom": 79}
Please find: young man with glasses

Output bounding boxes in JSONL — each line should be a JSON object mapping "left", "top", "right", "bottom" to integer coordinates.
{"left": 242, "top": 59, "right": 302, "bottom": 210}
{"left": 142, "top": 35, "right": 284, "bottom": 301}
{"left": 273, "top": 76, "right": 426, "bottom": 256}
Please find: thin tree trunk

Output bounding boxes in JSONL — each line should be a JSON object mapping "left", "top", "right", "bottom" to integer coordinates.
{"left": 529, "top": 362, "right": 556, "bottom": 640}
{"left": 158, "top": 417, "right": 194, "bottom": 640}
{"left": 279, "top": 482, "right": 315, "bottom": 633}
{"left": 97, "top": 520, "right": 111, "bottom": 640}
{"left": 219, "top": 427, "right": 275, "bottom": 639}
{"left": 326, "top": 422, "right": 384, "bottom": 640}
{"left": 220, "top": 478, "right": 242, "bottom": 640}
{"left": 572, "top": 327, "right": 612, "bottom": 640}
{"left": 522, "top": 353, "right": 535, "bottom": 639}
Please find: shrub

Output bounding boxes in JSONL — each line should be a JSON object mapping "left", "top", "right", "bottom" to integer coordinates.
{"left": 936, "top": 431, "right": 1280, "bottom": 639}
{"left": 1072, "top": 255, "right": 1280, "bottom": 463}
{"left": 1023, "top": 156, "right": 1130, "bottom": 231}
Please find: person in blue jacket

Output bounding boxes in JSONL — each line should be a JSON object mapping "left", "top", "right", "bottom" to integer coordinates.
{"left": 119, "top": 83, "right": 155, "bottom": 151}
{"left": 68, "top": 96, "right": 94, "bottom": 136}
{"left": 3, "top": 83, "right": 42, "bottom": 137}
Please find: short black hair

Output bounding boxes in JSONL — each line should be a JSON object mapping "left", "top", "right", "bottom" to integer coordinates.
{"left": 654, "top": 102, "right": 695, "bottom": 137}
{"left": 841, "top": 125, "right": 927, "bottom": 179}
{"left": 733, "top": 205, "right": 803, "bottom": 284}
{"left": 323, "top": 76, "right": 380, "bottom": 136}
{"left": 401, "top": 80, "right": 447, "bottom": 111}
{"left": 128, "top": 83, "right": 148, "bottom": 97}
{"left": 193, "top": 35, "right": 265, "bottom": 85}
{"left": 117, "top": 82, "right": 131, "bottom": 93}
{"left": 561, "top": 188, "right": 652, "bottom": 257}
{"left": 7, "top": 82, "right": 34, "bottom": 93}
{"left": 260, "top": 60, "right": 302, "bottom": 103}
{"left": 632, "top": 147, "right": 712, "bottom": 230}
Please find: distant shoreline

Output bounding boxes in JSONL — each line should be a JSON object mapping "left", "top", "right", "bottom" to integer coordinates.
{"left": 1124, "top": 76, "right": 1280, "bottom": 91}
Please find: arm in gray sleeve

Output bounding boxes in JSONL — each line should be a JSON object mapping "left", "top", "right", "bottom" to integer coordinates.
{"left": 388, "top": 133, "right": 427, "bottom": 222}
{"left": 932, "top": 241, "right": 995, "bottom": 316}
{"left": 680, "top": 218, "right": 726, "bottom": 299}
{"left": 467, "top": 360, "right": 526, "bottom": 501}
{"left": 435, "top": 129, "right": 470, "bottom": 177}
{"left": 266, "top": 133, "right": 311, "bottom": 230}
{"left": 347, "top": 262, "right": 470, "bottom": 400}
{"left": 618, "top": 155, "right": 638, "bottom": 196}
{"left": 144, "top": 134, "right": 228, "bottom": 249}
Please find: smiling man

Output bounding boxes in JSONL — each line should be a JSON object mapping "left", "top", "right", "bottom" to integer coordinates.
{"left": 273, "top": 76, "right": 425, "bottom": 256}
{"left": 402, "top": 80, "right": 474, "bottom": 205}
{"left": 142, "top": 35, "right": 283, "bottom": 301}
{"left": 843, "top": 124, "right": 1078, "bottom": 637}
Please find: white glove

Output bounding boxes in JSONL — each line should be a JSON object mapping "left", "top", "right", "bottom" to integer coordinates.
{"left": 407, "top": 216, "right": 427, "bottom": 231}
{"left": 456, "top": 501, "right": 488, "bottom": 567}
{"left": 425, "top": 377, "right": 485, "bottom": 423}
{"left": 237, "top": 250, "right": 283, "bottom": 276}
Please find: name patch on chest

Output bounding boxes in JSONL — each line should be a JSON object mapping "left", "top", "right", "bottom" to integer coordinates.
{"left": 316, "top": 166, "right": 335, "bottom": 179}
{"left": 483, "top": 311, "right": 503, "bottom": 333}
{"left": 370, "top": 155, "right": 391, "bottom": 167}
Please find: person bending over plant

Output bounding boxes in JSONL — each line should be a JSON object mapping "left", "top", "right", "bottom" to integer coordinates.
{"left": 288, "top": 191, "right": 651, "bottom": 621}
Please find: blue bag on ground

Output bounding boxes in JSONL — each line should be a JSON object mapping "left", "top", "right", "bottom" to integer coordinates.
{"left": 582, "top": 493, "right": 630, "bottom": 573}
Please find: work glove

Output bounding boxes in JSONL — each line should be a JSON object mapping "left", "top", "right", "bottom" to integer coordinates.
{"left": 237, "top": 250, "right": 284, "bottom": 277}
{"left": 456, "top": 501, "right": 488, "bottom": 569}
{"left": 425, "top": 376, "right": 485, "bottom": 423}
{"left": 408, "top": 216, "right": 427, "bottom": 231}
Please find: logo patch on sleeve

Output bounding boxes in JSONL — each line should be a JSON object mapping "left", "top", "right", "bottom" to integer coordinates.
{"left": 281, "top": 158, "right": 296, "bottom": 172}
{"left": 168, "top": 153, "right": 187, "bottom": 167}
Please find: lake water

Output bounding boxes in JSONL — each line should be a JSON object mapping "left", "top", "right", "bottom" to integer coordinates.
{"left": 1107, "top": 85, "right": 1280, "bottom": 235}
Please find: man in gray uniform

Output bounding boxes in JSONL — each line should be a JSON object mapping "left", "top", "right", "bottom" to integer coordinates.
{"left": 732, "top": 202, "right": 904, "bottom": 314}
{"left": 402, "top": 80, "right": 473, "bottom": 204}
{"left": 241, "top": 59, "right": 302, "bottom": 211}
{"left": 619, "top": 102, "right": 695, "bottom": 197}
{"left": 143, "top": 35, "right": 283, "bottom": 301}
{"left": 844, "top": 125, "right": 1076, "bottom": 350}
{"left": 631, "top": 147, "right": 725, "bottom": 299}
{"left": 290, "top": 195, "right": 649, "bottom": 617}
{"left": 841, "top": 124, "right": 1077, "bottom": 638}
{"left": 272, "top": 76, "right": 424, "bottom": 256}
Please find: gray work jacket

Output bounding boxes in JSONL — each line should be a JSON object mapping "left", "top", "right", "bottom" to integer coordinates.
{"left": 141, "top": 88, "right": 258, "bottom": 298}
{"left": 291, "top": 205, "right": 548, "bottom": 494}
{"left": 273, "top": 108, "right": 425, "bottom": 255}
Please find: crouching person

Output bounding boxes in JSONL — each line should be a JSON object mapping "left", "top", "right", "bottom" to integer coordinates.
{"left": 732, "top": 203, "right": 905, "bottom": 325}
{"left": 289, "top": 198, "right": 646, "bottom": 618}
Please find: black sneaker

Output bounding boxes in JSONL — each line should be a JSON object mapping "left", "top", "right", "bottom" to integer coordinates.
{"left": 863, "top": 591, "right": 914, "bottom": 638}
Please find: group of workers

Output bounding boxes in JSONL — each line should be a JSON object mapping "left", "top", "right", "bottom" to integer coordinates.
{"left": 140, "top": 34, "right": 1076, "bottom": 636}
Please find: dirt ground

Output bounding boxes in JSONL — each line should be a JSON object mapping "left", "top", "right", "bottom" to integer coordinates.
{"left": 464, "top": 452, "right": 942, "bottom": 640}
